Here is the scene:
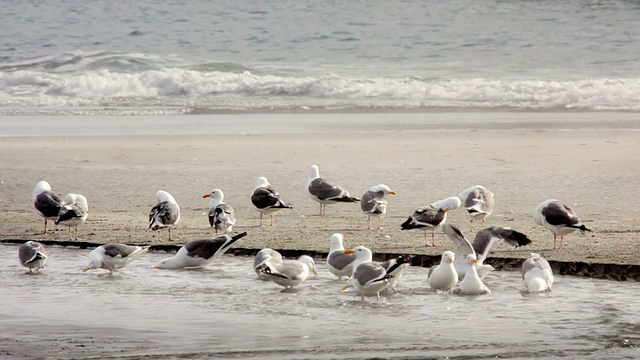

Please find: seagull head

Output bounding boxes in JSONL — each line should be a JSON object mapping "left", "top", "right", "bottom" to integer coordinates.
{"left": 441, "top": 251, "right": 455, "bottom": 264}
{"left": 465, "top": 254, "right": 479, "bottom": 266}
{"left": 343, "top": 245, "right": 373, "bottom": 262}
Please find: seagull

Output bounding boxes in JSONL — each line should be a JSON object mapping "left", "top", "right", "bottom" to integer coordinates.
{"left": 250, "top": 177, "right": 292, "bottom": 226}
{"left": 427, "top": 251, "right": 458, "bottom": 291}
{"left": 360, "top": 184, "right": 397, "bottom": 229}
{"left": 326, "top": 233, "right": 357, "bottom": 280}
{"left": 522, "top": 253, "right": 554, "bottom": 293}
{"left": 18, "top": 241, "right": 47, "bottom": 273}
{"left": 307, "top": 165, "right": 360, "bottom": 216}
{"left": 32, "top": 181, "right": 64, "bottom": 235}
{"left": 401, "top": 196, "right": 461, "bottom": 246}
{"left": 533, "top": 199, "right": 592, "bottom": 250}
{"left": 459, "top": 185, "right": 495, "bottom": 228}
{"left": 379, "top": 255, "right": 411, "bottom": 292}
{"left": 55, "top": 193, "right": 89, "bottom": 240}
{"left": 149, "top": 190, "right": 181, "bottom": 241}
{"left": 257, "top": 255, "right": 318, "bottom": 289}
{"left": 83, "top": 244, "right": 149, "bottom": 275}
{"left": 342, "top": 246, "right": 392, "bottom": 302}
{"left": 254, "top": 248, "right": 284, "bottom": 280}
{"left": 154, "top": 233, "right": 248, "bottom": 270}
{"left": 202, "top": 189, "right": 236, "bottom": 234}
{"left": 450, "top": 254, "right": 491, "bottom": 295}
{"left": 442, "top": 223, "right": 532, "bottom": 280}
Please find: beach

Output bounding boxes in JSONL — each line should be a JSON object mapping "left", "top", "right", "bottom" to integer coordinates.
{"left": 1, "top": 112, "right": 639, "bottom": 266}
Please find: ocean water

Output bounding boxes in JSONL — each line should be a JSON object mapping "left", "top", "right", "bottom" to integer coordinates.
{"left": 1, "top": 0, "right": 640, "bottom": 115}
{"left": 1, "top": 245, "right": 639, "bottom": 359}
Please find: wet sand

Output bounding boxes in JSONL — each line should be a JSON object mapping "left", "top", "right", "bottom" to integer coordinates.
{"left": 0, "top": 113, "right": 639, "bottom": 265}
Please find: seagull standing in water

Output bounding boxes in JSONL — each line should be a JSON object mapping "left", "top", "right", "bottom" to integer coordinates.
{"left": 18, "top": 241, "right": 48, "bottom": 273}
{"left": 83, "top": 244, "right": 149, "bottom": 275}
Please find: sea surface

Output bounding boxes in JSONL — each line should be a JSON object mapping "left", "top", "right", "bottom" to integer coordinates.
{"left": 1, "top": 0, "right": 640, "bottom": 115}
{"left": 1, "top": 245, "right": 639, "bottom": 359}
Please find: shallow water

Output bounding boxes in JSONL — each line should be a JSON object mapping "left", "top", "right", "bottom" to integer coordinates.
{"left": 1, "top": 245, "right": 638, "bottom": 359}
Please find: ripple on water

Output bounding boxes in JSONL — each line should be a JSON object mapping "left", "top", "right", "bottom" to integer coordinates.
{"left": 1, "top": 245, "right": 639, "bottom": 359}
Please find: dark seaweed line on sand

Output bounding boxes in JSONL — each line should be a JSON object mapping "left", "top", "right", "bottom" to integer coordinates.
{"left": 2, "top": 239, "right": 639, "bottom": 282}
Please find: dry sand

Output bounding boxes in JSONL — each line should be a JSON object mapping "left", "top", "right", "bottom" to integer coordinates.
{"left": 0, "top": 113, "right": 639, "bottom": 265}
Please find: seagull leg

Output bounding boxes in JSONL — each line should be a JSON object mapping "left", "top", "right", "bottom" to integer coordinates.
{"left": 34, "top": 219, "right": 48, "bottom": 235}
{"left": 270, "top": 214, "right": 274, "bottom": 226}
{"left": 259, "top": 213, "right": 264, "bottom": 226}
{"left": 559, "top": 236, "right": 564, "bottom": 248}
{"left": 553, "top": 234, "right": 557, "bottom": 250}
{"left": 168, "top": 228, "right": 174, "bottom": 241}
{"left": 367, "top": 216, "right": 372, "bottom": 230}
{"left": 68, "top": 227, "right": 72, "bottom": 240}
{"left": 378, "top": 216, "right": 383, "bottom": 229}
{"left": 431, "top": 229, "right": 437, "bottom": 247}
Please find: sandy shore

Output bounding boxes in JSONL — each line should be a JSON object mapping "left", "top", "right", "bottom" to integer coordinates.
{"left": 1, "top": 113, "right": 639, "bottom": 265}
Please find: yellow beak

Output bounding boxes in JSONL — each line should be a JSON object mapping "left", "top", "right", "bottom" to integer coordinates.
{"left": 342, "top": 284, "right": 351, "bottom": 291}
{"left": 313, "top": 268, "right": 318, "bottom": 275}
{"left": 448, "top": 258, "right": 454, "bottom": 263}
{"left": 82, "top": 266, "right": 91, "bottom": 272}
{"left": 389, "top": 190, "right": 397, "bottom": 195}
{"left": 153, "top": 265, "right": 161, "bottom": 269}
{"left": 472, "top": 259, "right": 478, "bottom": 264}
{"left": 202, "top": 194, "right": 211, "bottom": 198}
{"left": 443, "top": 207, "right": 451, "bottom": 212}
{"left": 267, "top": 183, "right": 272, "bottom": 188}
{"left": 343, "top": 249, "right": 354, "bottom": 254}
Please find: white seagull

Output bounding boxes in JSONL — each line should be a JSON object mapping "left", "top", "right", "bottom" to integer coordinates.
{"left": 401, "top": 196, "right": 461, "bottom": 246}
{"left": 360, "top": 184, "right": 397, "bottom": 229}
{"left": 459, "top": 185, "right": 495, "bottom": 228}
{"left": 32, "top": 181, "right": 64, "bottom": 235}
{"left": 533, "top": 199, "right": 592, "bottom": 250}
{"left": 55, "top": 193, "right": 89, "bottom": 240}
{"left": 522, "top": 253, "right": 554, "bottom": 293}
{"left": 154, "top": 233, "right": 248, "bottom": 270}
{"left": 149, "top": 190, "right": 181, "bottom": 241}
{"left": 18, "top": 241, "right": 48, "bottom": 273}
{"left": 307, "top": 165, "right": 360, "bottom": 216}
{"left": 442, "top": 223, "right": 532, "bottom": 280}
{"left": 257, "top": 255, "right": 318, "bottom": 289}
{"left": 427, "top": 251, "right": 458, "bottom": 291}
{"left": 83, "top": 244, "right": 149, "bottom": 275}
{"left": 202, "top": 189, "right": 236, "bottom": 234}
{"left": 254, "top": 248, "right": 284, "bottom": 280}
{"left": 326, "top": 233, "right": 357, "bottom": 280}
{"left": 450, "top": 254, "right": 491, "bottom": 295}
{"left": 342, "top": 246, "right": 392, "bottom": 302}
{"left": 250, "top": 177, "right": 292, "bottom": 226}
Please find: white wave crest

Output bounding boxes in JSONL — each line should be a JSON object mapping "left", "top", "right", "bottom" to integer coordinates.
{"left": 1, "top": 68, "right": 640, "bottom": 114}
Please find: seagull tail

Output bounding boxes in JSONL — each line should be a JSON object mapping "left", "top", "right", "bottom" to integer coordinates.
{"left": 506, "top": 229, "right": 533, "bottom": 248}
{"left": 400, "top": 217, "right": 416, "bottom": 230}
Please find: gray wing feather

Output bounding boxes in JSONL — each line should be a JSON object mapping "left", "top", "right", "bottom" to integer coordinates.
{"left": 149, "top": 201, "right": 179, "bottom": 228}
{"left": 327, "top": 251, "right": 356, "bottom": 271}
{"left": 308, "top": 178, "right": 347, "bottom": 200}
{"left": 413, "top": 206, "right": 445, "bottom": 227}
{"left": 353, "top": 262, "right": 387, "bottom": 286}
{"left": 103, "top": 243, "right": 140, "bottom": 258}
{"left": 19, "top": 242, "right": 45, "bottom": 265}
{"left": 272, "top": 260, "right": 305, "bottom": 280}
{"left": 254, "top": 248, "right": 283, "bottom": 268}
{"left": 442, "top": 224, "right": 476, "bottom": 257}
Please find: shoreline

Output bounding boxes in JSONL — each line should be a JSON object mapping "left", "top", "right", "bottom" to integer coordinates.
{"left": 1, "top": 112, "right": 639, "bottom": 275}
{"left": 1, "top": 239, "right": 639, "bottom": 281}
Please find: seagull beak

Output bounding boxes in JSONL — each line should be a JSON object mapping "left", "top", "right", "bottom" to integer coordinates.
{"left": 202, "top": 194, "right": 211, "bottom": 198}
{"left": 389, "top": 190, "right": 397, "bottom": 195}
{"left": 267, "top": 183, "right": 272, "bottom": 188}
{"left": 342, "top": 284, "right": 351, "bottom": 291}
{"left": 82, "top": 266, "right": 91, "bottom": 272}
{"left": 153, "top": 265, "right": 161, "bottom": 269}
{"left": 343, "top": 249, "right": 354, "bottom": 254}
{"left": 443, "top": 207, "right": 451, "bottom": 212}
{"left": 448, "top": 257, "right": 454, "bottom": 263}
{"left": 472, "top": 259, "right": 478, "bottom": 264}
{"left": 313, "top": 268, "right": 318, "bottom": 275}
